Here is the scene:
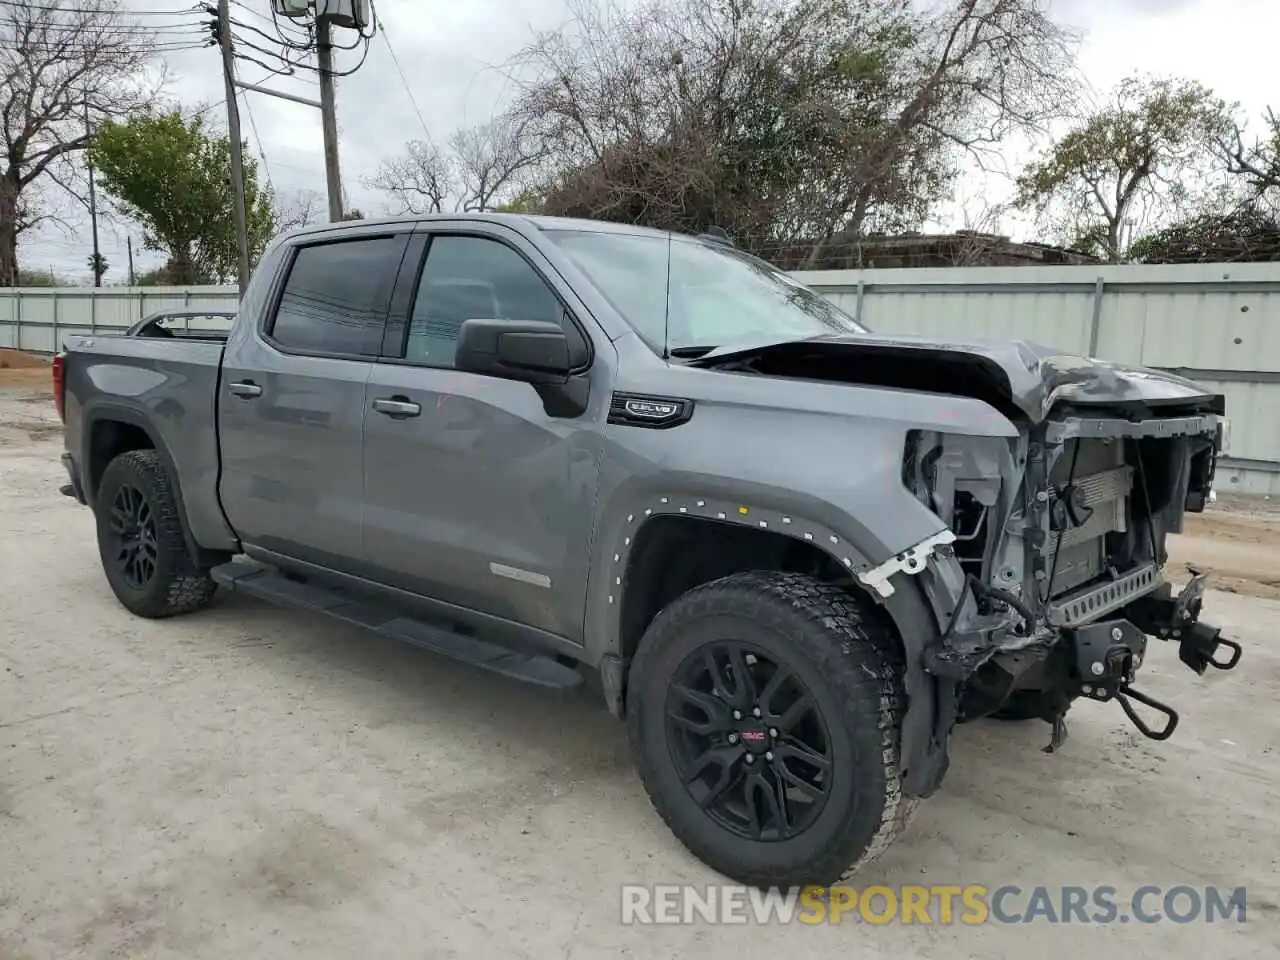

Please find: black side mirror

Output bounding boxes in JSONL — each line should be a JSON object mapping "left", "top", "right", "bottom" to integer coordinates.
{"left": 455, "top": 319, "right": 582, "bottom": 384}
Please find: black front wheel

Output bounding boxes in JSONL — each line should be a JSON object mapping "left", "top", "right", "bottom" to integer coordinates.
{"left": 626, "top": 571, "right": 917, "bottom": 888}
{"left": 95, "top": 450, "right": 218, "bottom": 618}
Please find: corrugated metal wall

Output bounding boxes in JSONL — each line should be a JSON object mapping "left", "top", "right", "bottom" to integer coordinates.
{"left": 795, "top": 262, "right": 1280, "bottom": 495}
{"left": 2, "top": 263, "right": 1277, "bottom": 492}
{"left": 0, "top": 287, "right": 238, "bottom": 354}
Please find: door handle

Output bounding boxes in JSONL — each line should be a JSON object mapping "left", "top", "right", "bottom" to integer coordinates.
{"left": 372, "top": 396, "right": 421, "bottom": 418}
{"left": 228, "top": 380, "right": 262, "bottom": 399}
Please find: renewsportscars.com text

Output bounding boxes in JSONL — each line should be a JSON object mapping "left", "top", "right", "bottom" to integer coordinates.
{"left": 620, "top": 884, "right": 1248, "bottom": 925}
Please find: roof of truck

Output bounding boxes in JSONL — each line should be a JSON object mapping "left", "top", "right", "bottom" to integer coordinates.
{"left": 285, "top": 212, "right": 677, "bottom": 241}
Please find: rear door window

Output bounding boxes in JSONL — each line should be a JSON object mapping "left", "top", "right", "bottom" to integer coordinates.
{"left": 269, "top": 236, "right": 405, "bottom": 356}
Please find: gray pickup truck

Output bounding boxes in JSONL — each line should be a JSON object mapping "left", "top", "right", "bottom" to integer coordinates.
{"left": 55, "top": 214, "right": 1239, "bottom": 888}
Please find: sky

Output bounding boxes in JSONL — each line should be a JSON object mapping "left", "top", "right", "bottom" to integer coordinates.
{"left": 16, "top": 0, "right": 1280, "bottom": 282}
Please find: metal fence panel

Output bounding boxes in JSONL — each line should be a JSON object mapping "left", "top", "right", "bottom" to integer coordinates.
{"left": 0, "top": 286, "right": 239, "bottom": 353}
{"left": 795, "top": 263, "right": 1280, "bottom": 496}
{"left": 3, "top": 266, "right": 1278, "bottom": 493}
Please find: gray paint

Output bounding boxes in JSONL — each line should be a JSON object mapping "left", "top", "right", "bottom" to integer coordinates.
{"left": 60, "top": 213, "right": 1222, "bottom": 672}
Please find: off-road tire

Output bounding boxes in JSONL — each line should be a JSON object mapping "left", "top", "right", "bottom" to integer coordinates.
{"left": 626, "top": 571, "right": 918, "bottom": 889}
{"left": 95, "top": 450, "right": 218, "bottom": 619}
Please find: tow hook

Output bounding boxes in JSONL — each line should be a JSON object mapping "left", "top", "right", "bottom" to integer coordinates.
{"left": 1114, "top": 686, "right": 1179, "bottom": 741}
{"left": 1064, "top": 619, "right": 1179, "bottom": 744}
{"left": 1126, "top": 569, "right": 1244, "bottom": 676}
{"left": 1177, "top": 621, "right": 1243, "bottom": 674}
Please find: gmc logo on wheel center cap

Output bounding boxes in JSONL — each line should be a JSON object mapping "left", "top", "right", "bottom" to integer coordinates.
{"left": 740, "top": 729, "right": 767, "bottom": 744}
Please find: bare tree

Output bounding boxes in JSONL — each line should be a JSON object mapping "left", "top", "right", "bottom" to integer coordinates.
{"left": 371, "top": 119, "right": 544, "bottom": 216}
{"left": 0, "top": 0, "right": 163, "bottom": 285}
{"left": 799, "top": 0, "right": 1079, "bottom": 265}
{"left": 1219, "top": 107, "right": 1280, "bottom": 200}
{"left": 449, "top": 118, "right": 544, "bottom": 211}
{"left": 369, "top": 139, "right": 454, "bottom": 214}
{"left": 499, "top": 0, "right": 1077, "bottom": 265}
{"left": 275, "top": 188, "right": 324, "bottom": 232}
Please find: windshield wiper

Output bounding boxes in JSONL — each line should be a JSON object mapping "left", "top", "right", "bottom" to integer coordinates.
{"left": 667, "top": 345, "right": 719, "bottom": 359}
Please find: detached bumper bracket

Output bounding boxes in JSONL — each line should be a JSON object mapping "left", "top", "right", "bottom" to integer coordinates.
{"left": 1124, "top": 571, "right": 1243, "bottom": 676}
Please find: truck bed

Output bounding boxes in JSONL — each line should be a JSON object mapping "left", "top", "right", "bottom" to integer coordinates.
{"left": 61, "top": 334, "right": 234, "bottom": 551}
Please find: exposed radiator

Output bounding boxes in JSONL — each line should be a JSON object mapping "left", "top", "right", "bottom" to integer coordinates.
{"left": 1047, "top": 442, "right": 1133, "bottom": 595}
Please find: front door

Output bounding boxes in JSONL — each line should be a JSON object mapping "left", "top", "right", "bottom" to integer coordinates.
{"left": 361, "top": 226, "right": 605, "bottom": 642}
{"left": 218, "top": 231, "right": 408, "bottom": 568}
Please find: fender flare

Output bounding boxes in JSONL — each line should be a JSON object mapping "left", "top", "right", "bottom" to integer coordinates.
{"left": 587, "top": 494, "right": 877, "bottom": 663}
{"left": 588, "top": 491, "right": 953, "bottom": 796}
{"left": 878, "top": 574, "right": 954, "bottom": 798}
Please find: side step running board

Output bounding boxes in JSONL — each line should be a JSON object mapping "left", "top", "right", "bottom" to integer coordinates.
{"left": 211, "top": 560, "right": 583, "bottom": 695}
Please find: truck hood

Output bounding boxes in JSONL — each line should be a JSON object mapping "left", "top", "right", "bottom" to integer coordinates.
{"left": 691, "top": 332, "right": 1225, "bottom": 423}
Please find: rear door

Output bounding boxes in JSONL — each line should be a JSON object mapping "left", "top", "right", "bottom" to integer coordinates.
{"left": 218, "top": 228, "right": 409, "bottom": 568}
{"left": 359, "top": 223, "right": 608, "bottom": 642}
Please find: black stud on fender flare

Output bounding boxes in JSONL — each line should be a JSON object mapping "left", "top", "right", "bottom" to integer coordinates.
{"left": 95, "top": 450, "right": 218, "bottom": 618}
{"left": 626, "top": 571, "right": 917, "bottom": 888}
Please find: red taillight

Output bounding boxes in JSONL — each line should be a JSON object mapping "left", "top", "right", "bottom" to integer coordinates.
{"left": 52, "top": 353, "right": 66, "bottom": 422}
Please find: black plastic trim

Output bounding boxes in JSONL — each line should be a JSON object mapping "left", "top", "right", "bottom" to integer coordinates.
{"left": 607, "top": 392, "right": 694, "bottom": 429}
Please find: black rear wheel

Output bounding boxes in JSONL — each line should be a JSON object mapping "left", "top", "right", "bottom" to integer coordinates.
{"left": 107, "top": 481, "right": 159, "bottom": 589}
{"left": 627, "top": 571, "right": 917, "bottom": 888}
{"left": 95, "top": 450, "right": 218, "bottom": 618}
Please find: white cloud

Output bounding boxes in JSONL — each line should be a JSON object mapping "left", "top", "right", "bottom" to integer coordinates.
{"left": 18, "top": 0, "right": 1276, "bottom": 279}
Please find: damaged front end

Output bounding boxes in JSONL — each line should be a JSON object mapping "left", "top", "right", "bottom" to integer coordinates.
{"left": 899, "top": 403, "right": 1238, "bottom": 775}
{"left": 693, "top": 333, "right": 1241, "bottom": 796}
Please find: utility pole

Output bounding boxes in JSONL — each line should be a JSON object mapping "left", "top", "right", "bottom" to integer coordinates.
{"left": 316, "top": 15, "right": 345, "bottom": 221}
{"left": 127, "top": 236, "right": 135, "bottom": 286}
{"left": 216, "top": 0, "right": 250, "bottom": 294}
{"left": 84, "top": 103, "right": 102, "bottom": 287}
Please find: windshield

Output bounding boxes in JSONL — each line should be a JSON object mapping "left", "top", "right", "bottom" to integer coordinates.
{"left": 546, "top": 229, "right": 867, "bottom": 354}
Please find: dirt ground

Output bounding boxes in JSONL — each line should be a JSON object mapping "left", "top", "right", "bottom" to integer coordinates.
{"left": 0, "top": 348, "right": 51, "bottom": 395}
{"left": 1, "top": 384, "right": 1277, "bottom": 959}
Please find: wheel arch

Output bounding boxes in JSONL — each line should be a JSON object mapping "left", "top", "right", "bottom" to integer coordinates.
{"left": 81, "top": 404, "right": 231, "bottom": 570}
{"left": 585, "top": 493, "right": 953, "bottom": 799}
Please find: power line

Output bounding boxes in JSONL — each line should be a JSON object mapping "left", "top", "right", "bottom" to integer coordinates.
{"left": 0, "top": 23, "right": 210, "bottom": 35}
{"left": 239, "top": 89, "right": 272, "bottom": 187}
{"left": 0, "top": 39, "right": 211, "bottom": 53}
{"left": 0, "top": 1, "right": 203, "bottom": 15}
{"left": 229, "top": 0, "right": 273, "bottom": 25}
{"left": 380, "top": 27, "right": 433, "bottom": 146}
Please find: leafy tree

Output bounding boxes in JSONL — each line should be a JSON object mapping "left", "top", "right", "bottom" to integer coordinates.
{"left": 494, "top": 189, "right": 545, "bottom": 214}
{"left": 15, "top": 267, "right": 69, "bottom": 287}
{"left": 132, "top": 263, "right": 185, "bottom": 286}
{"left": 88, "top": 109, "right": 276, "bottom": 284}
{"left": 1014, "top": 76, "right": 1235, "bottom": 261}
{"left": 1, "top": 0, "right": 160, "bottom": 286}
{"left": 87, "top": 252, "right": 108, "bottom": 285}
